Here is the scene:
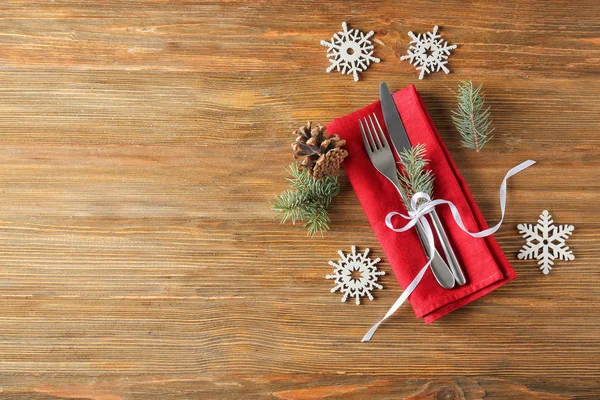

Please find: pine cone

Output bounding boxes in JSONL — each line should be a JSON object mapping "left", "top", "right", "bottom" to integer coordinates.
{"left": 313, "top": 147, "right": 348, "bottom": 180}
{"left": 292, "top": 122, "right": 347, "bottom": 179}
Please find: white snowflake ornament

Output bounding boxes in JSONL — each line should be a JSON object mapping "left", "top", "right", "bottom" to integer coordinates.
{"left": 518, "top": 210, "right": 575, "bottom": 275}
{"left": 326, "top": 246, "right": 385, "bottom": 304}
{"left": 320, "top": 22, "right": 380, "bottom": 82}
{"left": 400, "top": 25, "right": 457, "bottom": 80}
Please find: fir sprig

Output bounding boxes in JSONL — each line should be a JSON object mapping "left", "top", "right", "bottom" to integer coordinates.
{"left": 397, "top": 144, "right": 434, "bottom": 209}
{"left": 451, "top": 80, "right": 494, "bottom": 152}
{"left": 272, "top": 163, "right": 340, "bottom": 237}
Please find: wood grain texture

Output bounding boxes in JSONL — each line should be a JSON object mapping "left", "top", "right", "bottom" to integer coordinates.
{"left": 0, "top": 0, "right": 598, "bottom": 398}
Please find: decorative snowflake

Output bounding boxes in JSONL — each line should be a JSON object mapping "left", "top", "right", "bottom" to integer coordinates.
{"left": 326, "top": 246, "right": 385, "bottom": 304}
{"left": 517, "top": 210, "right": 575, "bottom": 275}
{"left": 400, "top": 25, "right": 457, "bottom": 80}
{"left": 320, "top": 22, "right": 380, "bottom": 82}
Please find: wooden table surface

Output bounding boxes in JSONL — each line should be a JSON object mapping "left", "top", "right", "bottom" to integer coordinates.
{"left": 0, "top": 1, "right": 598, "bottom": 399}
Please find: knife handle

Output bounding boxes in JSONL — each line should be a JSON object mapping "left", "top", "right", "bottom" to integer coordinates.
{"left": 414, "top": 221, "right": 456, "bottom": 289}
{"left": 430, "top": 210, "right": 467, "bottom": 285}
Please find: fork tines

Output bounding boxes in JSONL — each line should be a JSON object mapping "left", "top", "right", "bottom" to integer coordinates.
{"left": 360, "top": 113, "right": 389, "bottom": 154}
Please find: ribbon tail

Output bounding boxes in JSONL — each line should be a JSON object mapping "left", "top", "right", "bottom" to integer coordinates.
{"left": 445, "top": 159, "right": 537, "bottom": 238}
{"left": 362, "top": 263, "right": 429, "bottom": 342}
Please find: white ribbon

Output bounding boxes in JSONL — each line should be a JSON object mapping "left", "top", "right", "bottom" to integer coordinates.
{"left": 362, "top": 160, "right": 536, "bottom": 342}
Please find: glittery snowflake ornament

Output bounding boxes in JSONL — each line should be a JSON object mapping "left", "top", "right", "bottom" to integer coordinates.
{"left": 518, "top": 210, "right": 575, "bottom": 274}
{"left": 326, "top": 246, "right": 385, "bottom": 304}
{"left": 400, "top": 25, "right": 457, "bottom": 80}
{"left": 320, "top": 22, "right": 380, "bottom": 82}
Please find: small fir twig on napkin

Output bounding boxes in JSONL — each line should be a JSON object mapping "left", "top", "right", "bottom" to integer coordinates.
{"left": 397, "top": 143, "right": 434, "bottom": 208}
{"left": 451, "top": 81, "right": 494, "bottom": 152}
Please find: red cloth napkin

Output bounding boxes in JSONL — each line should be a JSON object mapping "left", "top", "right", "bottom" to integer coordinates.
{"left": 327, "top": 84, "right": 516, "bottom": 323}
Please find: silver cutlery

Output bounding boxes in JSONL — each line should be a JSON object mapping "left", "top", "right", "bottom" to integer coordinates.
{"left": 360, "top": 114, "right": 456, "bottom": 289}
{"left": 379, "top": 82, "right": 466, "bottom": 286}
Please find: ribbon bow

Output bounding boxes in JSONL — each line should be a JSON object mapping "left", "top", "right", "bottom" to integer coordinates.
{"left": 362, "top": 160, "right": 536, "bottom": 342}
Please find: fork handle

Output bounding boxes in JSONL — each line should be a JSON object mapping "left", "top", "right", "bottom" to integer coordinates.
{"left": 414, "top": 221, "right": 456, "bottom": 289}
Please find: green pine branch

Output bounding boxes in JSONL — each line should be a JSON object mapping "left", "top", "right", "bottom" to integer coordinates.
{"left": 272, "top": 163, "right": 340, "bottom": 237}
{"left": 397, "top": 144, "right": 434, "bottom": 209}
{"left": 451, "top": 81, "right": 494, "bottom": 152}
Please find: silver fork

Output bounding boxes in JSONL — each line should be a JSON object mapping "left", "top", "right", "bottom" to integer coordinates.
{"left": 360, "top": 114, "right": 456, "bottom": 289}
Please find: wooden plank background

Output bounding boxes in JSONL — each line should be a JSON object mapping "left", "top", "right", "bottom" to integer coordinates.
{"left": 0, "top": 0, "right": 598, "bottom": 398}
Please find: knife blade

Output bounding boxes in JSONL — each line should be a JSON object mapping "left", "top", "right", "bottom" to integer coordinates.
{"left": 379, "top": 82, "right": 411, "bottom": 157}
{"left": 379, "top": 82, "right": 466, "bottom": 286}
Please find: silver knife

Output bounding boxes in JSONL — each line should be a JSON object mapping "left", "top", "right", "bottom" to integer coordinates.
{"left": 380, "top": 82, "right": 466, "bottom": 286}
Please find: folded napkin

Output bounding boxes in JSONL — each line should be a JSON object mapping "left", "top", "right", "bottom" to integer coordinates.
{"left": 327, "top": 84, "right": 517, "bottom": 324}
